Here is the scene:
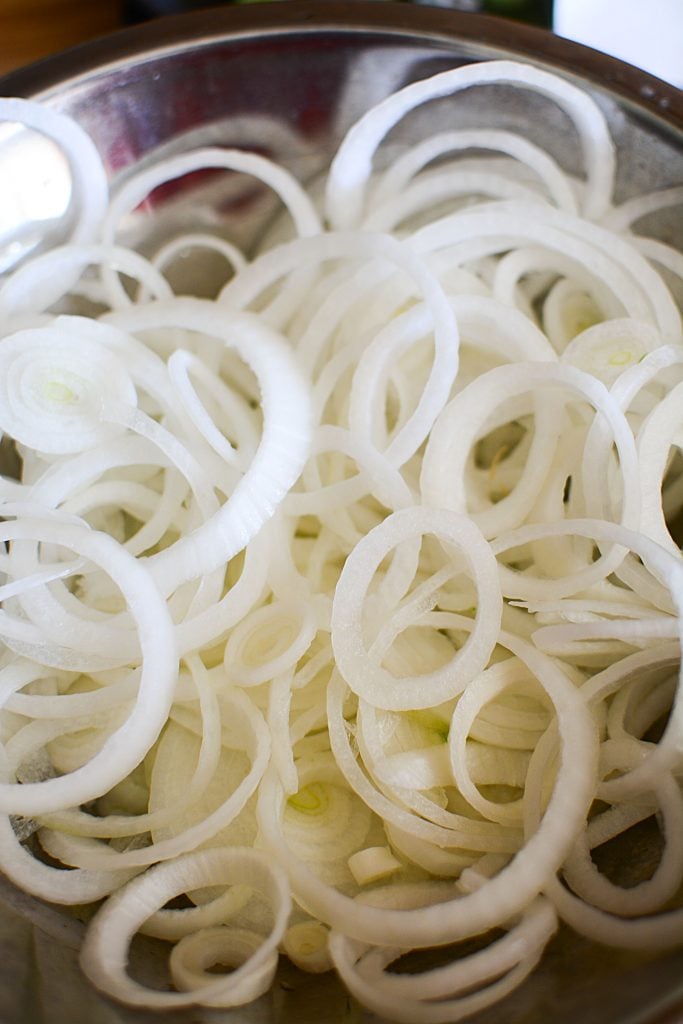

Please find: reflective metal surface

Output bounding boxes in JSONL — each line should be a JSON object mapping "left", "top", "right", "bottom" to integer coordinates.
{"left": 0, "top": 5, "right": 681, "bottom": 1022}
{"left": 1, "top": 1, "right": 682, "bottom": 277}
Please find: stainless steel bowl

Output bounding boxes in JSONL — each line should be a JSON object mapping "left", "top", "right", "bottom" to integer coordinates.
{"left": 0, "top": 5, "right": 681, "bottom": 1023}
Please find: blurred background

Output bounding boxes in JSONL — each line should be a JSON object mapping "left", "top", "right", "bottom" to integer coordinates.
{"left": 0, "top": 0, "right": 681, "bottom": 85}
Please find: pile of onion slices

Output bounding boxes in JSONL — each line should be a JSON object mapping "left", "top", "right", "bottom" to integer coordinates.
{"left": 0, "top": 58, "right": 681, "bottom": 1023}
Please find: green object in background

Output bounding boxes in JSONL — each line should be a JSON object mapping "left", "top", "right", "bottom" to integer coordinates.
{"left": 482, "top": 0, "right": 553, "bottom": 27}
{"left": 126, "top": 0, "right": 554, "bottom": 28}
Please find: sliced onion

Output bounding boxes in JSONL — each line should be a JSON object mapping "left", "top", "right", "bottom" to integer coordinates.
{"left": 79, "top": 847, "right": 290, "bottom": 1008}
{"left": 0, "top": 56, "right": 681, "bottom": 1023}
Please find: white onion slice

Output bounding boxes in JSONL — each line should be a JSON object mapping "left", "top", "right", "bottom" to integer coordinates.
{"left": 0, "top": 97, "right": 108, "bottom": 291}
{"left": 0, "top": 515, "right": 177, "bottom": 815}
{"left": 79, "top": 847, "right": 290, "bottom": 1008}
{"left": 103, "top": 297, "right": 312, "bottom": 593}
{"left": 326, "top": 59, "right": 614, "bottom": 227}
{"left": 331, "top": 507, "right": 502, "bottom": 710}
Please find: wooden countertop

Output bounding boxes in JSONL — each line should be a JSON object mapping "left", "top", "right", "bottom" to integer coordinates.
{"left": 0, "top": 0, "right": 123, "bottom": 78}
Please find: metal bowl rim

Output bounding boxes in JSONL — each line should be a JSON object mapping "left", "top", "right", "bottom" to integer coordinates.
{"left": 0, "top": 0, "right": 681, "bottom": 135}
